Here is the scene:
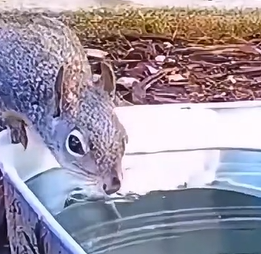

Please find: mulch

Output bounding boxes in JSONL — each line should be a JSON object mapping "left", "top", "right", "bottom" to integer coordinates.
{"left": 2, "top": 8, "right": 261, "bottom": 105}
{"left": 86, "top": 34, "right": 261, "bottom": 105}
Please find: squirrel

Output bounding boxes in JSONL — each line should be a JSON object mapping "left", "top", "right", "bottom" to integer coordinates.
{"left": 0, "top": 12, "right": 127, "bottom": 197}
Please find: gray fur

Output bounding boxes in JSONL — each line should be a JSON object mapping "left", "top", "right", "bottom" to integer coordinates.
{"left": 0, "top": 13, "right": 127, "bottom": 195}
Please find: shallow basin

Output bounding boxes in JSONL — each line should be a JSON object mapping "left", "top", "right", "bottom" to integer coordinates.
{"left": 56, "top": 188, "right": 261, "bottom": 254}
{"left": 2, "top": 101, "right": 261, "bottom": 254}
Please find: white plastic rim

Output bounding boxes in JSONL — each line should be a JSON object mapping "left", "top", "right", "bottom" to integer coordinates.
{"left": 2, "top": 100, "right": 261, "bottom": 200}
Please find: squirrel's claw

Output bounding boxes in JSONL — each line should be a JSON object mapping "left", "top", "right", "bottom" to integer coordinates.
{"left": 3, "top": 114, "right": 28, "bottom": 150}
{"left": 10, "top": 123, "right": 28, "bottom": 150}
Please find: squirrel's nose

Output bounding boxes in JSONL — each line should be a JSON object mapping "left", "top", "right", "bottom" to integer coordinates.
{"left": 103, "top": 175, "right": 121, "bottom": 195}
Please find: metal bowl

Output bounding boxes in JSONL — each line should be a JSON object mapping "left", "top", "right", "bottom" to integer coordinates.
{"left": 55, "top": 188, "right": 261, "bottom": 254}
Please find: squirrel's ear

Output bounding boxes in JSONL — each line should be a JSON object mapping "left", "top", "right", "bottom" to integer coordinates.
{"left": 53, "top": 65, "right": 64, "bottom": 118}
{"left": 99, "top": 61, "right": 116, "bottom": 99}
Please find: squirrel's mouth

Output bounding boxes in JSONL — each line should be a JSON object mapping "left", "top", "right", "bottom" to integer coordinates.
{"left": 67, "top": 187, "right": 106, "bottom": 202}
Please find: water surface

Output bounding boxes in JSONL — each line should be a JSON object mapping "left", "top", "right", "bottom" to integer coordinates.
{"left": 52, "top": 145, "right": 261, "bottom": 254}
{"left": 56, "top": 188, "right": 261, "bottom": 254}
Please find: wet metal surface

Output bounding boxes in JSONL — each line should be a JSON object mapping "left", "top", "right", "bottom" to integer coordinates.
{"left": 56, "top": 188, "right": 261, "bottom": 254}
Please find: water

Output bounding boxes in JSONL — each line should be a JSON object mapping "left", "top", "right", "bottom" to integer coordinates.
{"left": 47, "top": 141, "right": 261, "bottom": 254}
{"left": 55, "top": 188, "right": 261, "bottom": 254}
{"left": 25, "top": 147, "right": 261, "bottom": 213}
{"left": 208, "top": 149, "right": 261, "bottom": 194}
{"left": 51, "top": 143, "right": 261, "bottom": 254}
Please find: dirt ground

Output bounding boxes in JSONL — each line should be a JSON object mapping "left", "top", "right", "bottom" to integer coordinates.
{"left": 58, "top": 8, "right": 261, "bottom": 105}
{"left": 2, "top": 5, "right": 261, "bottom": 104}
{"left": 85, "top": 34, "right": 261, "bottom": 104}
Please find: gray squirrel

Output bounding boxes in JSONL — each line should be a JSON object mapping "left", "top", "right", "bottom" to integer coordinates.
{"left": 0, "top": 12, "right": 127, "bottom": 196}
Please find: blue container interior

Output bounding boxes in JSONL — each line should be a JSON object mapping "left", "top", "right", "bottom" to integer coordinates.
{"left": 25, "top": 148, "right": 261, "bottom": 254}
{"left": 55, "top": 188, "right": 261, "bottom": 254}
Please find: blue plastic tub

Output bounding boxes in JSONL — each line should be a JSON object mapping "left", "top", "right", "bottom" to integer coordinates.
{"left": 2, "top": 101, "right": 261, "bottom": 254}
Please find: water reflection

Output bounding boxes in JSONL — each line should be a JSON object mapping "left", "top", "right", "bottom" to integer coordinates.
{"left": 26, "top": 148, "right": 261, "bottom": 254}
{"left": 121, "top": 148, "right": 261, "bottom": 197}
{"left": 25, "top": 148, "right": 261, "bottom": 214}
{"left": 55, "top": 189, "right": 261, "bottom": 254}
{"left": 211, "top": 149, "right": 261, "bottom": 197}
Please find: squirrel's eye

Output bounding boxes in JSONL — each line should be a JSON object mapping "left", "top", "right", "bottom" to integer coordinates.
{"left": 66, "top": 129, "right": 87, "bottom": 157}
{"left": 68, "top": 135, "right": 85, "bottom": 155}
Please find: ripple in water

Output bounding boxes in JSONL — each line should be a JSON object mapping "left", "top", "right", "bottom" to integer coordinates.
{"left": 56, "top": 188, "right": 261, "bottom": 254}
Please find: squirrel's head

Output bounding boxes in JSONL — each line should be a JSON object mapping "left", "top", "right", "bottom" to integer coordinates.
{"left": 44, "top": 60, "right": 127, "bottom": 197}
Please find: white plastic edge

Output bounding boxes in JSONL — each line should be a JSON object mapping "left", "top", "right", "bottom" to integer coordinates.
{"left": 115, "top": 100, "right": 261, "bottom": 153}
{"left": 0, "top": 161, "right": 87, "bottom": 254}
{"left": 116, "top": 100, "right": 261, "bottom": 111}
